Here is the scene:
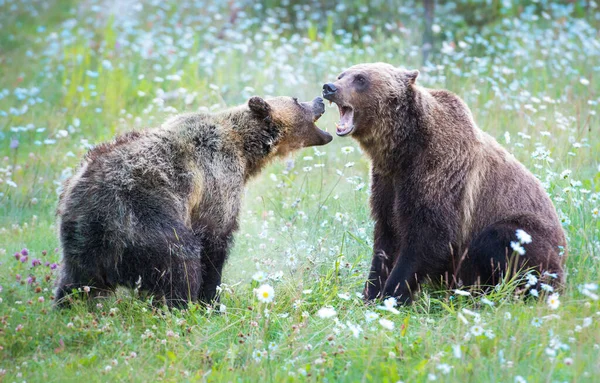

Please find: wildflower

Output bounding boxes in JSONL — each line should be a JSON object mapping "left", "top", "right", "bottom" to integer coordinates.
{"left": 337, "top": 293, "right": 351, "bottom": 300}
{"left": 516, "top": 229, "right": 532, "bottom": 244}
{"left": 255, "top": 284, "right": 275, "bottom": 303}
{"left": 38, "top": 296, "right": 44, "bottom": 303}
{"left": 104, "top": 366, "right": 112, "bottom": 373}
{"left": 592, "top": 207, "right": 599, "bottom": 219}
{"left": 564, "top": 357, "right": 573, "bottom": 365}
{"left": 341, "top": 146, "right": 355, "bottom": 154}
{"left": 470, "top": 325, "right": 484, "bottom": 336}
{"left": 582, "top": 317, "right": 592, "bottom": 328}
{"left": 540, "top": 283, "right": 554, "bottom": 292}
{"left": 31, "top": 259, "right": 41, "bottom": 267}
{"left": 531, "top": 317, "right": 543, "bottom": 327}
{"left": 580, "top": 78, "right": 590, "bottom": 86}
{"left": 454, "top": 289, "right": 471, "bottom": 296}
{"left": 378, "top": 297, "right": 400, "bottom": 314}
{"left": 437, "top": 363, "right": 452, "bottom": 375}
{"left": 515, "top": 376, "right": 526, "bottom": 383}
{"left": 505, "top": 312, "right": 512, "bottom": 321}
{"left": 481, "top": 297, "right": 495, "bottom": 307}
{"left": 317, "top": 306, "right": 337, "bottom": 319}
{"left": 530, "top": 289, "right": 539, "bottom": 297}
{"left": 526, "top": 273, "right": 538, "bottom": 286}
{"left": 510, "top": 241, "right": 525, "bottom": 255}
{"left": 452, "top": 344, "right": 462, "bottom": 359}
{"left": 346, "top": 321, "right": 362, "bottom": 338}
{"left": 379, "top": 318, "right": 394, "bottom": 330}
{"left": 252, "top": 271, "right": 267, "bottom": 282}
{"left": 83, "top": 286, "right": 90, "bottom": 293}
{"left": 365, "top": 310, "right": 379, "bottom": 323}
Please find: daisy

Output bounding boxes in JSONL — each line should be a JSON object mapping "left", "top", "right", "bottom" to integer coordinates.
{"left": 531, "top": 317, "right": 543, "bottom": 327}
{"left": 377, "top": 297, "right": 400, "bottom": 314}
{"left": 510, "top": 241, "right": 525, "bottom": 255}
{"left": 317, "top": 306, "right": 337, "bottom": 319}
{"left": 255, "top": 284, "right": 275, "bottom": 303}
{"left": 516, "top": 229, "right": 532, "bottom": 244}
{"left": 252, "top": 271, "right": 267, "bottom": 282}
{"left": 470, "top": 325, "right": 484, "bottom": 337}
{"left": 341, "top": 146, "right": 355, "bottom": 154}
{"left": 379, "top": 318, "right": 394, "bottom": 330}
{"left": 365, "top": 310, "right": 379, "bottom": 323}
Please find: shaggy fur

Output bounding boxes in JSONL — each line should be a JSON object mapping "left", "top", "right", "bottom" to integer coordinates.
{"left": 323, "top": 63, "right": 566, "bottom": 303}
{"left": 55, "top": 96, "right": 331, "bottom": 308}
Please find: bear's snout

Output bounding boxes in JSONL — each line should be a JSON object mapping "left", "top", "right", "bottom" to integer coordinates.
{"left": 322, "top": 83, "right": 337, "bottom": 99}
{"left": 312, "top": 97, "right": 325, "bottom": 119}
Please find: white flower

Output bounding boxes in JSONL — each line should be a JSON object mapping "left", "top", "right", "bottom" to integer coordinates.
{"left": 452, "top": 344, "right": 462, "bottom": 359}
{"left": 365, "top": 310, "right": 379, "bottom": 323}
{"left": 252, "top": 271, "right": 267, "bottom": 282}
{"left": 481, "top": 297, "right": 495, "bottom": 307}
{"left": 337, "top": 293, "right": 351, "bottom": 300}
{"left": 470, "top": 325, "right": 484, "bottom": 337}
{"left": 516, "top": 229, "right": 532, "bottom": 244}
{"left": 531, "top": 317, "right": 543, "bottom": 327}
{"left": 580, "top": 78, "right": 590, "bottom": 86}
{"left": 317, "top": 306, "right": 337, "bottom": 319}
{"left": 454, "top": 289, "right": 471, "bottom": 296}
{"left": 431, "top": 24, "right": 441, "bottom": 33}
{"left": 515, "top": 376, "right": 527, "bottom": 383}
{"left": 255, "top": 284, "right": 275, "bottom": 303}
{"left": 526, "top": 273, "right": 538, "bottom": 286}
{"left": 83, "top": 286, "right": 91, "bottom": 293}
{"left": 437, "top": 363, "right": 452, "bottom": 375}
{"left": 582, "top": 317, "right": 592, "bottom": 328}
{"left": 346, "top": 321, "right": 362, "bottom": 338}
{"left": 546, "top": 293, "right": 560, "bottom": 310}
{"left": 510, "top": 241, "right": 525, "bottom": 255}
{"left": 530, "top": 289, "right": 539, "bottom": 297}
{"left": 341, "top": 146, "right": 355, "bottom": 154}
{"left": 379, "top": 318, "right": 394, "bottom": 330}
{"left": 377, "top": 297, "right": 400, "bottom": 314}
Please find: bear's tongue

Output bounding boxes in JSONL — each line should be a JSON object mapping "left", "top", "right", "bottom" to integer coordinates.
{"left": 336, "top": 105, "right": 354, "bottom": 136}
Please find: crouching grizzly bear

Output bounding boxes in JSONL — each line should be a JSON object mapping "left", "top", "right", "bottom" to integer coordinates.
{"left": 323, "top": 63, "right": 565, "bottom": 303}
{"left": 55, "top": 96, "right": 332, "bottom": 308}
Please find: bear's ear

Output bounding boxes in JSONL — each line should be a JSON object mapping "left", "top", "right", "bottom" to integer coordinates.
{"left": 248, "top": 96, "right": 271, "bottom": 119}
{"left": 405, "top": 70, "right": 419, "bottom": 84}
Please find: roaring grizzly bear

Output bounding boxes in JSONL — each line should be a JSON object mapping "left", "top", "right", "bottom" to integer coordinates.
{"left": 323, "top": 63, "right": 565, "bottom": 303}
{"left": 55, "top": 96, "right": 332, "bottom": 308}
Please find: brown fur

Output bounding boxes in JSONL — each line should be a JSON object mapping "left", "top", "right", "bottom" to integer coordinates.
{"left": 55, "top": 96, "right": 331, "bottom": 308}
{"left": 323, "top": 63, "right": 566, "bottom": 303}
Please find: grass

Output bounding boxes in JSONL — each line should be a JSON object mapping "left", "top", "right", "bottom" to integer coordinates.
{"left": 1, "top": 1, "right": 599, "bottom": 382}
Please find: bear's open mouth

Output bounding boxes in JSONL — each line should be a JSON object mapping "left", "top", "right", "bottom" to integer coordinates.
{"left": 335, "top": 104, "right": 355, "bottom": 136}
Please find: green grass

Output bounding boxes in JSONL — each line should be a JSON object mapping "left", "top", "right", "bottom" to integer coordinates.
{"left": 1, "top": 1, "right": 599, "bottom": 382}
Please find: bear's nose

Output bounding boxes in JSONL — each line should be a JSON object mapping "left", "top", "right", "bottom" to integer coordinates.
{"left": 322, "top": 83, "right": 337, "bottom": 97}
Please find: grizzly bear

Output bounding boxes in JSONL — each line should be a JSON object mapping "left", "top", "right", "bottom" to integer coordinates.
{"left": 323, "top": 63, "right": 565, "bottom": 303}
{"left": 55, "top": 96, "right": 332, "bottom": 308}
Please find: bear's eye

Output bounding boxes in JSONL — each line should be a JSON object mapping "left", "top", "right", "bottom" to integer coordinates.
{"left": 354, "top": 75, "right": 365, "bottom": 84}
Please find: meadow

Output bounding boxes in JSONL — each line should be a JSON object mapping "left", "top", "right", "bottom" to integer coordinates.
{"left": 0, "top": 0, "right": 599, "bottom": 381}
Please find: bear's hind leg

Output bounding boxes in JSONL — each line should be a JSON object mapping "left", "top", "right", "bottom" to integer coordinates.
{"left": 54, "top": 257, "right": 112, "bottom": 308}
{"left": 131, "top": 226, "right": 203, "bottom": 309}
{"left": 463, "top": 215, "right": 563, "bottom": 288}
